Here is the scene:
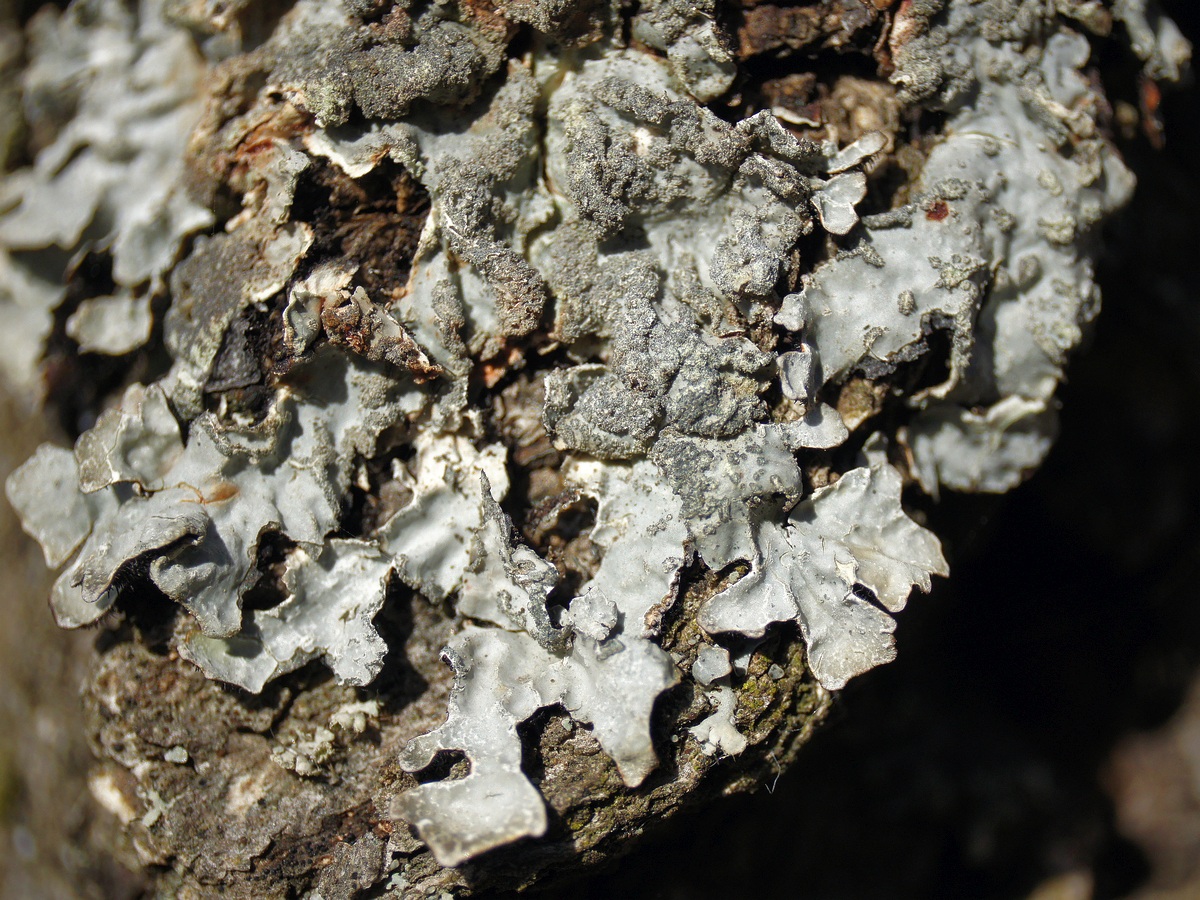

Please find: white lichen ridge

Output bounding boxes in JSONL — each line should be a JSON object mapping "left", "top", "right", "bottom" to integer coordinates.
{"left": 2, "top": 0, "right": 1188, "bottom": 873}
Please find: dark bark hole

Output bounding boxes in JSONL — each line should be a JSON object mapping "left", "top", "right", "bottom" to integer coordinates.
{"left": 411, "top": 749, "right": 471, "bottom": 784}
{"left": 290, "top": 159, "right": 430, "bottom": 303}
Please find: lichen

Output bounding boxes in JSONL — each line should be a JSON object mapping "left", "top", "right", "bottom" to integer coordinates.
{"left": 812, "top": 3, "right": 1146, "bottom": 493}
{"left": 0, "top": 0, "right": 212, "bottom": 392}
{"left": 0, "top": 0, "right": 1188, "bottom": 890}
{"left": 699, "top": 464, "right": 948, "bottom": 691}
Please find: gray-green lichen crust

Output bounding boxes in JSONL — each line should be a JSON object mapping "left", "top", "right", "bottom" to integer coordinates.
{"left": 0, "top": 0, "right": 1188, "bottom": 889}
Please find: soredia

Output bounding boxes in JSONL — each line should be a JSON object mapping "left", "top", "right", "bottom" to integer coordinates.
{"left": 0, "top": 0, "right": 1187, "bottom": 886}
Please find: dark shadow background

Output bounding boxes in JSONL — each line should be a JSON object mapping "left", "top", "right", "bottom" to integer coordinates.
{"left": 514, "top": 5, "right": 1200, "bottom": 898}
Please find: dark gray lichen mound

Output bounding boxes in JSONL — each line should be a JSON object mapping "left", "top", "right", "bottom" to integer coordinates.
{"left": 0, "top": 0, "right": 1189, "bottom": 895}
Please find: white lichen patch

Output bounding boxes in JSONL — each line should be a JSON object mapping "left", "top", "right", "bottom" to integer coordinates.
{"left": 272, "top": 727, "right": 337, "bottom": 779}
{"left": 74, "top": 383, "right": 183, "bottom": 493}
{"left": 700, "top": 466, "right": 948, "bottom": 691}
{"left": 689, "top": 644, "right": 748, "bottom": 757}
{"left": 138, "top": 784, "right": 176, "bottom": 828}
{"left": 0, "top": 0, "right": 212, "bottom": 392}
{"left": 329, "top": 700, "right": 381, "bottom": 735}
{"left": 395, "top": 624, "right": 677, "bottom": 866}
{"left": 904, "top": 397, "right": 1059, "bottom": 495}
{"left": 12, "top": 351, "right": 423, "bottom": 650}
{"left": 564, "top": 457, "right": 688, "bottom": 636}
{"left": 0, "top": 250, "right": 65, "bottom": 398}
{"left": 181, "top": 538, "right": 395, "bottom": 693}
{"left": 7, "top": 444, "right": 106, "bottom": 569}
{"left": 395, "top": 457, "right": 686, "bottom": 862}
{"left": 791, "top": 3, "right": 1149, "bottom": 492}
{"left": 689, "top": 685, "right": 748, "bottom": 757}
{"left": 88, "top": 769, "right": 140, "bottom": 826}
{"left": 691, "top": 644, "right": 732, "bottom": 687}
{"left": 377, "top": 433, "right": 509, "bottom": 602}
{"left": 65, "top": 293, "right": 155, "bottom": 356}
{"left": 457, "top": 475, "right": 565, "bottom": 649}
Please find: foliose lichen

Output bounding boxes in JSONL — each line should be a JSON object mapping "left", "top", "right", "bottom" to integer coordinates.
{"left": 0, "top": 0, "right": 1189, "bottom": 889}
{"left": 0, "top": 0, "right": 211, "bottom": 383}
